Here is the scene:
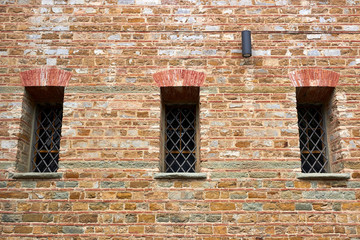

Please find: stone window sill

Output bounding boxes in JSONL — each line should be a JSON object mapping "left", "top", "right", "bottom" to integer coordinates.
{"left": 296, "top": 173, "right": 350, "bottom": 180}
{"left": 154, "top": 173, "right": 207, "bottom": 179}
{"left": 10, "top": 172, "right": 63, "bottom": 179}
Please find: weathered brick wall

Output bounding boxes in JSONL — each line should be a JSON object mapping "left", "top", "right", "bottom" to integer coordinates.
{"left": 0, "top": 88, "right": 23, "bottom": 171}
{"left": 1, "top": 0, "right": 360, "bottom": 239}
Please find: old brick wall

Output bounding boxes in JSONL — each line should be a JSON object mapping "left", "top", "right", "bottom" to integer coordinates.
{"left": 1, "top": 0, "right": 360, "bottom": 239}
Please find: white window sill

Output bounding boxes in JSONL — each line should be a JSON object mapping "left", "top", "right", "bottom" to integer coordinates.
{"left": 154, "top": 173, "right": 207, "bottom": 179}
{"left": 296, "top": 173, "right": 350, "bottom": 180}
{"left": 10, "top": 172, "right": 63, "bottom": 179}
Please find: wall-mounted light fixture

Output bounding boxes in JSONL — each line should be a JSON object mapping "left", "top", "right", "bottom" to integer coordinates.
{"left": 241, "top": 30, "right": 252, "bottom": 58}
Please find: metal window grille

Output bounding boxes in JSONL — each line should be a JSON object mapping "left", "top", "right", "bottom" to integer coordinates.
{"left": 31, "top": 104, "right": 63, "bottom": 172}
{"left": 297, "top": 104, "right": 328, "bottom": 173}
{"left": 165, "top": 105, "right": 196, "bottom": 173}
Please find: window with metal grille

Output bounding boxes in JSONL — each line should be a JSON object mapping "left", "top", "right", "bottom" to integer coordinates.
{"left": 165, "top": 105, "right": 197, "bottom": 173}
{"left": 31, "top": 104, "right": 63, "bottom": 172}
{"left": 297, "top": 104, "right": 328, "bottom": 173}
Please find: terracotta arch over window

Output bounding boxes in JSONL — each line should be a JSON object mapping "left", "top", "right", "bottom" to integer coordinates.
{"left": 153, "top": 69, "right": 205, "bottom": 87}
{"left": 289, "top": 68, "right": 339, "bottom": 88}
{"left": 20, "top": 67, "right": 72, "bottom": 87}
{"left": 17, "top": 67, "right": 72, "bottom": 173}
{"left": 289, "top": 69, "right": 341, "bottom": 173}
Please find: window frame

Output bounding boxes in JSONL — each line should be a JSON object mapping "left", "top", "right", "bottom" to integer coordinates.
{"left": 295, "top": 87, "right": 335, "bottom": 174}
{"left": 25, "top": 86, "right": 65, "bottom": 173}
{"left": 160, "top": 87, "right": 200, "bottom": 173}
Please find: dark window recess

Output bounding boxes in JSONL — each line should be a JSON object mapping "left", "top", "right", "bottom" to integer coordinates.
{"left": 31, "top": 104, "right": 63, "bottom": 172}
{"left": 297, "top": 104, "right": 328, "bottom": 173}
{"left": 165, "top": 105, "right": 196, "bottom": 173}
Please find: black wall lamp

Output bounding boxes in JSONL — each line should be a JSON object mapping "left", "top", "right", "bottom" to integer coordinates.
{"left": 241, "top": 30, "right": 252, "bottom": 58}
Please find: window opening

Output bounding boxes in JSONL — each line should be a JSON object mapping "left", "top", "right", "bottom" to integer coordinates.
{"left": 31, "top": 104, "right": 63, "bottom": 172}
{"left": 297, "top": 104, "right": 328, "bottom": 173}
{"left": 165, "top": 105, "right": 196, "bottom": 173}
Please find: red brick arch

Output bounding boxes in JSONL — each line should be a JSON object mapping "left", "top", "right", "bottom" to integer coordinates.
{"left": 20, "top": 67, "right": 72, "bottom": 87}
{"left": 153, "top": 69, "right": 205, "bottom": 87}
{"left": 289, "top": 69, "right": 340, "bottom": 87}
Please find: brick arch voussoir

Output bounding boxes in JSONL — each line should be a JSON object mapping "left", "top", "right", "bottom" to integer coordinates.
{"left": 20, "top": 67, "right": 72, "bottom": 87}
{"left": 289, "top": 68, "right": 340, "bottom": 87}
{"left": 153, "top": 69, "right": 205, "bottom": 87}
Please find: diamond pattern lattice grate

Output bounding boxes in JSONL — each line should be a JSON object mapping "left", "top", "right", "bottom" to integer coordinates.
{"left": 165, "top": 105, "right": 196, "bottom": 173}
{"left": 297, "top": 104, "right": 328, "bottom": 173}
{"left": 32, "top": 105, "right": 63, "bottom": 172}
